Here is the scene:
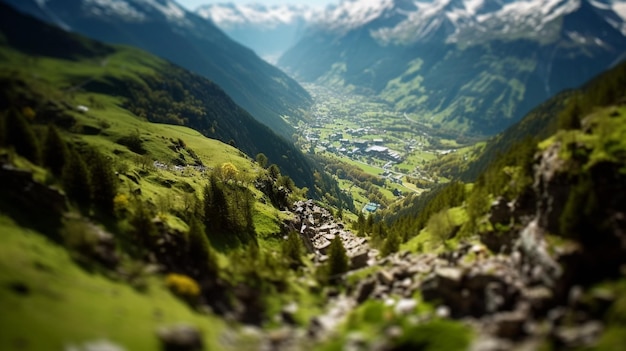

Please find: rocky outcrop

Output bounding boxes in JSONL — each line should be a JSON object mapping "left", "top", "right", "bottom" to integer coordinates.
{"left": 286, "top": 200, "right": 376, "bottom": 269}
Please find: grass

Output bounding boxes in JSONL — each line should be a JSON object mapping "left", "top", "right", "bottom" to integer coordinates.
{"left": 2, "top": 44, "right": 292, "bottom": 246}
{"left": 401, "top": 206, "right": 469, "bottom": 254}
{"left": 0, "top": 215, "right": 260, "bottom": 351}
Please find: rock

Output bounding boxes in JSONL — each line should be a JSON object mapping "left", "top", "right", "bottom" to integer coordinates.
{"left": 436, "top": 267, "right": 464, "bottom": 284}
{"left": 65, "top": 339, "right": 126, "bottom": 351}
{"left": 552, "top": 321, "right": 603, "bottom": 348}
{"left": 394, "top": 298, "right": 417, "bottom": 315}
{"left": 469, "top": 335, "right": 512, "bottom": 351}
{"left": 481, "top": 230, "right": 518, "bottom": 254}
{"left": 524, "top": 286, "right": 553, "bottom": 315}
{"left": 515, "top": 220, "right": 562, "bottom": 288}
{"left": 385, "top": 325, "right": 403, "bottom": 339}
{"left": 489, "top": 197, "right": 511, "bottom": 225}
{"left": 436, "top": 305, "right": 451, "bottom": 318}
{"left": 492, "top": 311, "right": 527, "bottom": 339}
{"left": 377, "top": 270, "right": 394, "bottom": 286}
{"left": 156, "top": 324, "right": 203, "bottom": 351}
{"left": 355, "top": 278, "right": 377, "bottom": 304}
{"left": 281, "top": 302, "right": 299, "bottom": 325}
{"left": 350, "top": 251, "right": 370, "bottom": 270}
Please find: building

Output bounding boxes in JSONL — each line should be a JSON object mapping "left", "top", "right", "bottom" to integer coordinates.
{"left": 363, "top": 202, "right": 380, "bottom": 213}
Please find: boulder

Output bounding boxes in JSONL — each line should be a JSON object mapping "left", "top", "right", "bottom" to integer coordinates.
{"left": 355, "top": 278, "right": 377, "bottom": 304}
{"left": 489, "top": 197, "right": 511, "bottom": 225}
{"left": 350, "top": 251, "right": 370, "bottom": 270}
{"left": 552, "top": 321, "right": 603, "bottom": 349}
{"left": 156, "top": 324, "right": 203, "bottom": 351}
{"left": 492, "top": 311, "right": 527, "bottom": 339}
{"left": 377, "top": 270, "right": 395, "bottom": 286}
{"left": 394, "top": 298, "right": 417, "bottom": 315}
{"left": 280, "top": 302, "right": 299, "bottom": 325}
{"left": 64, "top": 339, "right": 126, "bottom": 351}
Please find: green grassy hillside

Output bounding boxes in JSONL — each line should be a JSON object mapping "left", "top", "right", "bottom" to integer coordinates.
{"left": 0, "top": 3, "right": 316, "bottom": 190}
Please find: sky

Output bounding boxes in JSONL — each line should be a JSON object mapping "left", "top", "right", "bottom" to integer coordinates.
{"left": 176, "top": 0, "right": 337, "bottom": 11}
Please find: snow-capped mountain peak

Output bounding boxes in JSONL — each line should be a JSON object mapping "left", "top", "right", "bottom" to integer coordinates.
{"left": 329, "top": 0, "right": 626, "bottom": 45}
{"left": 79, "top": 0, "right": 193, "bottom": 27}
{"left": 197, "top": 3, "right": 319, "bottom": 29}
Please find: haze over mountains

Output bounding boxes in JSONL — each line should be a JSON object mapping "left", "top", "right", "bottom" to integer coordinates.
{"left": 1, "top": 0, "right": 312, "bottom": 138}
{"left": 278, "top": 0, "right": 626, "bottom": 135}
{"left": 197, "top": 3, "right": 318, "bottom": 63}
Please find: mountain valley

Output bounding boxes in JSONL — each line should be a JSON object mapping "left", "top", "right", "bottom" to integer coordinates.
{"left": 280, "top": 0, "right": 626, "bottom": 136}
{"left": 1, "top": 0, "right": 626, "bottom": 350}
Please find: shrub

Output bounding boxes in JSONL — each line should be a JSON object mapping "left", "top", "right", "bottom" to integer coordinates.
{"left": 113, "top": 194, "right": 130, "bottom": 215}
{"left": 392, "top": 319, "right": 472, "bottom": 351}
{"left": 117, "top": 130, "right": 146, "bottom": 154}
{"left": 427, "top": 209, "right": 455, "bottom": 245}
{"left": 165, "top": 273, "right": 200, "bottom": 303}
{"left": 3, "top": 108, "right": 40, "bottom": 164}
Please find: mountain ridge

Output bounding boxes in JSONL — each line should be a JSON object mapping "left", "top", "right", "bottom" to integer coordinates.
{"left": 0, "top": 2, "right": 317, "bottom": 189}
{"left": 1, "top": 0, "right": 312, "bottom": 138}
{"left": 279, "top": 0, "right": 626, "bottom": 136}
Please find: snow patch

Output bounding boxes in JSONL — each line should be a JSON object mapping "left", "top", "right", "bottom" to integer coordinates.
{"left": 84, "top": 0, "right": 146, "bottom": 21}
{"left": 197, "top": 3, "right": 319, "bottom": 29}
{"left": 614, "top": 1, "right": 626, "bottom": 20}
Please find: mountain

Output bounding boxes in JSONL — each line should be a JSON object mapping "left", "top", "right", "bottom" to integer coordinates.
{"left": 0, "top": 2, "right": 315, "bottom": 189}
{"left": 1, "top": 0, "right": 312, "bottom": 138}
{"left": 196, "top": 3, "right": 319, "bottom": 63}
{"left": 279, "top": 0, "right": 626, "bottom": 136}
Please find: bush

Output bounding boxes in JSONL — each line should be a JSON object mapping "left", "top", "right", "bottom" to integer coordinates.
{"left": 117, "top": 130, "right": 146, "bottom": 155}
{"left": 3, "top": 108, "right": 40, "bottom": 164}
{"left": 427, "top": 209, "right": 455, "bottom": 245}
{"left": 392, "top": 319, "right": 472, "bottom": 351}
{"left": 165, "top": 273, "right": 200, "bottom": 304}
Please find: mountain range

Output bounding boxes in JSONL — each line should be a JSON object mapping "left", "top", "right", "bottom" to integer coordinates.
{"left": 279, "top": 0, "right": 626, "bottom": 135}
{"left": 196, "top": 3, "right": 318, "bottom": 63}
{"left": 1, "top": 0, "right": 312, "bottom": 138}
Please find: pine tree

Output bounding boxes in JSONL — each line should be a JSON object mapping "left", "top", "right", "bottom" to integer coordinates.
{"left": 43, "top": 124, "right": 68, "bottom": 177}
{"left": 381, "top": 230, "right": 400, "bottom": 256}
{"left": 327, "top": 236, "right": 349, "bottom": 279}
{"left": 255, "top": 153, "right": 268, "bottom": 168}
{"left": 4, "top": 109, "right": 40, "bottom": 164}
{"left": 282, "top": 231, "right": 303, "bottom": 269}
{"left": 62, "top": 148, "right": 92, "bottom": 210}
{"left": 88, "top": 150, "right": 118, "bottom": 215}
{"left": 357, "top": 211, "right": 365, "bottom": 237}
{"left": 366, "top": 214, "right": 374, "bottom": 234}
{"left": 203, "top": 174, "right": 229, "bottom": 236}
{"left": 268, "top": 164, "right": 281, "bottom": 180}
{"left": 558, "top": 97, "right": 582, "bottom": 130}
{"left": 187, "top": 217, "right": 218, "bottom": 277}
{"left": 129, "top": 200, "right": 157, "bottom": 250}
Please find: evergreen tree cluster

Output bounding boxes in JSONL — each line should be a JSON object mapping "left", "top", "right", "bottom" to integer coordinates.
{"left": 204, "top": 172, "right": 257, "bottom": 249}
{"left": 0, "top": 110, "right": 118, "bottom": 216}
{"left": 388, "top": 181, "right": 466, "bottom": 242}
